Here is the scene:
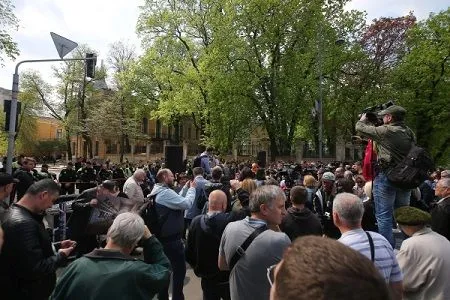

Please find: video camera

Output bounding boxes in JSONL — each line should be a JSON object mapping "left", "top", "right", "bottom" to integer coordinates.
{"left": 360, "top": 100, "right": 395, "bottom": 126}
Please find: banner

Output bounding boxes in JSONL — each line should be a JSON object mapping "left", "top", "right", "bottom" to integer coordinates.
{"left": 86, "top": 195, "right": 136, "bottom": 235}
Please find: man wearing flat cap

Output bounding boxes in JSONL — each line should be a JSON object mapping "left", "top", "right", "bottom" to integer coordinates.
{"left": 313, "top": 172, "right": 340, "bottom": 238}
{"left": 356, "top": 104, "right": 416, "bottom": 248}
{"left": 395, "top": 206, "right": 450, "bottom": 300}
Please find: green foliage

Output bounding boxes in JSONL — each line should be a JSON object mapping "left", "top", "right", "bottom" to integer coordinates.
{"left": 0, "top": 0, "right": 19, "bottom": 66}
{"left": 32, "top": 139, "right": 66, "bottom": 158}
{"left": 392, "top": 8, "right": 450, "bottom": 166}
{"left": 134, "top": 0, "right": 365, "bottom": 157}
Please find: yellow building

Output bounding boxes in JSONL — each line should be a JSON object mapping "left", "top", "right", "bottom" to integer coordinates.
{"left": 70, "top": 117, "right": 202, "bottom": 162}
{"left": 36, "top": 117, "right": 64, "bottom": 140}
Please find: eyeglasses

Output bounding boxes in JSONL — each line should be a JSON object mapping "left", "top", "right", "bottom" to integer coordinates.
{"left": 267, "top": 264, "right": 277, "bottom": 286}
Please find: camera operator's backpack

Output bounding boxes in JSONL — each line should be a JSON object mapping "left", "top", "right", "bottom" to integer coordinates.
{"left": 387, "top": 144, "right": 434, "bottom": 189}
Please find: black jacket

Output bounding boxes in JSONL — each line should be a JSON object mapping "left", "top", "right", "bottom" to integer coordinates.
{"left": 204, "top": 180, "right": 233, "bottom": 212}
{"left": 67, "top": 188, "right": 98, "bottom": 238}
{"left": 58, "top": 168, "right": 78, "bottom": 183}
{"left": 431, "top": 196, "right": 450, "bottom": 241}
{"left": 13, "top": 168, "right": 36, "bottom": 200}
{"left": 185, "top": 213, "right": 231, "bottom": 282}
{"left": 280, "top": 207, "right": 323, "bottom": 241}
{"left": 0, "top": 204, "right": 68, "bottom": 300}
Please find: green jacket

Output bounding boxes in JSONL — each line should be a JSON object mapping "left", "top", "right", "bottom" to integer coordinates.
{"left": 50, "top": 236, "right": 171, "bottom": 300}
{"left": 356, "top": 120, "right": 415, "bottom": 166}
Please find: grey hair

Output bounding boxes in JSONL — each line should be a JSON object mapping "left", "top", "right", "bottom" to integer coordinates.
{"left": 133, "top": 169, "right": 146, "bottom": 178}
{"left": 249, "top": 185, "right": 286, "bottom": 213}
{"left": 439, "top": 178, "right": 450, "bottom": 188}
{"left": 333, "top": 193, "right": 364, "bottom": 227}
{"left": 107, "top": 212, "right": 145, "bottom": 248}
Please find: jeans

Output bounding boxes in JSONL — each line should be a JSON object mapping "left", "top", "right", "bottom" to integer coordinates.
{"left": 157, "top": 239, "right": 186, "bottom": 300}
{"left": 373, "top": 173, "right": 411, "bottom": 248}
{"left": 201, "top": 278, "right": 231, "bottom": 300}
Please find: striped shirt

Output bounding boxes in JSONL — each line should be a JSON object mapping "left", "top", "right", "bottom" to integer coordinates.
{"left": 339, "top": 228, "right": 403, "bottom": 283}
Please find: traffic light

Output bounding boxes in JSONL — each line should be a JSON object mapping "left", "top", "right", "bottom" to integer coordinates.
{"left": 85, "top": 53, "right": 97, "bottom": 78}
{"left": 4, "top": 100, "right": 21, "bottom": 132}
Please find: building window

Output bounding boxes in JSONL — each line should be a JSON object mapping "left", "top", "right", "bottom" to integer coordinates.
{"left": 156, "top": 120, "right": 161, "bottom": 138}
{"left": 56, "top": 129, "right": 63, "bottom": 139}
{"left": 142, "top": 117, "right": 148, "bottom": 134}
{"left": 179, "top": 124, "right": 183, "bottom": 140}
{"left": 95, "top": 141, "right": 99, "bottom": 156}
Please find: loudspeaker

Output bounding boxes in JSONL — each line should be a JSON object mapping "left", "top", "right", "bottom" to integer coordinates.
{"left": 165, "top": 145, "right": 184, "bottom": 174}
{"left": 257, "top": 151, "right": 267, "bottom": 168}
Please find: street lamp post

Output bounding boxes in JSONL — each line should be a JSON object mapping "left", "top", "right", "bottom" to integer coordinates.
{"left": 5, "top": 57, "right": 95, "bottom": 174}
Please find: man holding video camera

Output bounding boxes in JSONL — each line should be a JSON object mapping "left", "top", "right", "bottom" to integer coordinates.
{"left": 356, "top": 104, "right": 415, "bottom": 248}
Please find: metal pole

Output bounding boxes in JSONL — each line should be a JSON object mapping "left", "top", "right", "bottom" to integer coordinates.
{"left": 318, "top": 71, "right": 323, "bottom": 161}
{"left": 6, "top": 72, "right": 19, "bottom": 174}
{"left": 5, "top": 57, "right": 95, "bottom": 174}
{"left": 317, "top": 28, "right": 324, "bottom": 161}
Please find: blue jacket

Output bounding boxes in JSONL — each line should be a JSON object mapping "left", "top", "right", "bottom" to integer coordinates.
{"left": 149, "top": 184, "right": 196, "bottom": 240}
{"left": 185, "top": 176, "right": 210, "bottom": 220}
{"left": 200, "top": 154, "right": 211, "bottom": 175}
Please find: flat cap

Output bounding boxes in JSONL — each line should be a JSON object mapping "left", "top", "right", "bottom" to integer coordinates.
{"left": 322, "top": 172, "right": 335, "bottom": 181}
{"left": 378, "top": 105, "right": 406, "bottom": 117}
{"left": 394, "top": 206, "right": 431, "bottom": 226}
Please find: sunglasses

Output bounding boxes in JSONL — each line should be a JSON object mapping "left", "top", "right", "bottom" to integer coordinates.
{"left": 267, "top": 264, "right": 277, "bottom": 286}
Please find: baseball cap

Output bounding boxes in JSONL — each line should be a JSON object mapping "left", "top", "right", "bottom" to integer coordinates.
{"left": 322, "top": 172, "right": 335, "bottom": 181}
{"left": 378, "top": 105, "right": 406, "bottom": 117}
{"left": 0, "top": 173, "right": 19, "bottom": 186}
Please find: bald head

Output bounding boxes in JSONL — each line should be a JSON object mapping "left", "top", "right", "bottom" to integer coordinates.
{"left": 208, "top": 190, "right": 227, "bottom": 212}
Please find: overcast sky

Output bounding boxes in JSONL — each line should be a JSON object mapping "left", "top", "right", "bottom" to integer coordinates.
{"left": 0, "top": 0, "right": 448, "bottom": 90}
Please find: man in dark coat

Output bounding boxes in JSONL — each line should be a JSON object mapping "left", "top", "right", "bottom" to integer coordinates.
{"left": 186, "top": 190, "right": 232, "bottom": 300}
{"left": 13, "top": 157, "right": 38, "bottom": 200}
{"left": 431, "top": 178, "right": 450, "bottom": 240}
{"left": 76, "top": 161, "right": 97, "bottom": 193}
{"left": 204, "top": 166, "right": 233, "bottom": 212}
{"left": 0, "top": 180, "right": 76, "bottom": 300}
{"left": 59, "top": 161, "right": 78, "bottom": 195}
{"left": 280, "top": 186, "right": 323, "bottom": 241}
{"left": 68, "top": 181, "right": 129, "bottom": 256}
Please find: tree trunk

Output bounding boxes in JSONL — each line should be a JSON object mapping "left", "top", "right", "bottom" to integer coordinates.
{"left": 119, "top": 97, "right": 126, "bottom": 163}
{"left": 65, "top": 127, "right": 72, "bottom": 161}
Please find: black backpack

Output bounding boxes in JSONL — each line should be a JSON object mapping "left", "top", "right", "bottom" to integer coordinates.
{"left": 387, "top": 145, "right": 434, "bottom": 189}
{"left": 141, "top": 195, "right": 169, "bottom": 238}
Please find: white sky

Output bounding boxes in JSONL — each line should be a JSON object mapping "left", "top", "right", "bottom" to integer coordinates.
{"left": 0, "top": 0, "right": 448, "bottom": 90}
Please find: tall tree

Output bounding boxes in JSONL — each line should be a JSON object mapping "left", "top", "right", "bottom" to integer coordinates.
{"left": 135, "top": 0, "right": 362, "bottom": 158}
{"left": 106, "top": 41, "right": 139, "bottom": 163}
{"left": 393, "top": 8, "right": 450, "bottom": 165}
{"left": 14, "top": 70, "right": 46, "bottom": 153}
{"left": 0, "top": 0, "right": 19, "bottom": 66}
{"left": 326, "top": 13, "right": 416, "bottom": 143}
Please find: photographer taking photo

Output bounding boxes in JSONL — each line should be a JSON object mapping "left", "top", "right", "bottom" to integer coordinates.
{"left": 356, "top": 104, "right": 415, "bottom": 248}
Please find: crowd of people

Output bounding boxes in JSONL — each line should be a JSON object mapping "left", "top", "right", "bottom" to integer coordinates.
{"left": 0, "top": 105, "right": 449, "bottom": 300}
